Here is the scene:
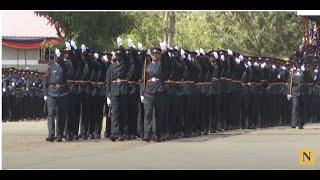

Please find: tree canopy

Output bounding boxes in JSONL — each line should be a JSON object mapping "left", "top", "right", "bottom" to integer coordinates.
{"left": 37, "top": 11, "right": 302, "bottom": 58}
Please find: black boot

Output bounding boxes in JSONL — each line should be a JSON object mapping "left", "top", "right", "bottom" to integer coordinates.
{"left": 46, "top": 136, "right": 54, "bottom": 142}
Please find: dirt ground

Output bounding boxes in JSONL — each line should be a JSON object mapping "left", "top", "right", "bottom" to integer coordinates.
{"left": 2, "top": 119, "right": 320, "bottom": 169}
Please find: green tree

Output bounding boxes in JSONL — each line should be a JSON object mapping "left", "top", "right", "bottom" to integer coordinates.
{"left": 36, "top": 11, "right": 135, "bottom": 51}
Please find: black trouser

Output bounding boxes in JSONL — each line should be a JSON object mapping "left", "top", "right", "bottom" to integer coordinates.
{"left": 193, "top": 90, "right": 201, "bottom": 133}
{"left": 291, "top": 95, "right": 304, "bottom": 127}
{"left": 259, "top": 92, "right": 268, "bottom": 128}
{"left": 162, "top": 93, "right": 171, "bottom": 136}
{"left": 220, "top": 92, "right": 229, "bottom": 130}
{"left": 230, "top": 91, "right": 241, "bottom": 129}
{"left": 137, "top": 100, "right": 144, "bottom": 138}
{"left": 165, "top": 94, "right": 176, "bottom": 135}
{"left": 189, "top": 92, "right": 197, "bottom": 133}
{"left": 2, "top": 94, "right": 10, "bottom": 121}
{"left": 273, "top": 94, "right": 281, "bottom": 126}
{"left": 310, "top": 93, "right": 317, "bottom": 123}
{"left": 87, "top": 95, "right": 101, "bottom": 136}
{"left": 80, "top": 93, "right": 89, "bottom": 137}
{"left": 104, "top": 102, "right": 111, "bottom": 138}
{"left": 65, "top": 93, "right": 81, "bottom": 137}
{"left": 47, "top": 95, "right": 69, "bottom": 138}
{"left": 248, "top": 92, "right": 259, "bottom": 128}
{"left": 110, "top": 94, "right": 128, "bottom": 138}
{"left": 302, "top": 94, "right": 311, "bottom": 124}
{"left": 16, "top": 95, "right": 23, "bottom": 120}
{"left": 241, "top": 93, "right": 249, "bottom": 129}
{"left": 182, "top": 94, "right": 192, "bottom": 135}
{"left": 200, "top": 93, "right": 210, "bottom": 133}
{"left": 73, "top": 94, "right": 82, "bottom": 136}
{"left": 127, "top": 93, "right": 139, "bottom": 137}
{"left": 176, "top": 94, "right": 184, "bottom": 134}
{"left": 143, "top": 92, "right": 162, "bottom": 139}
{"left": 94, "top": 96, "right": 105, "bottom": 137}
{"left": 65, "top": 93, "right": 75, "bottom": 137}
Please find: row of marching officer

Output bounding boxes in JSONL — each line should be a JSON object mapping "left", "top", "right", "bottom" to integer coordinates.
{"left": 43, "top": 38, "right": 320, "bottom": 142}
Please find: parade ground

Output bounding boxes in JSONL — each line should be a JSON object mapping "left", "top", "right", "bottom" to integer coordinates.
{"left": 2, "top": 120, "right": 320, "bottom": 169}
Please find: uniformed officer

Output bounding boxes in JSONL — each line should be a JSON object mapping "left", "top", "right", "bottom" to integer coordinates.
{"left": 106, "top": 37, "right": 129, "bottom": 142}
{"left": 64, "top": 41, "right": 77, "bottom": 141}
{"left": 229, "top": 52, "right": 246, "bottom": 129}
{"left": 126, "top": 39, "right": 142, "bottom": 140}
{"left": 287, "top": 64, "right": 304, "bottom": 129}
{"left": 141, "top": 47, "right": 164, "bottom": 142}
{"left": 94, "top": 52, "right": 108, "bottom": 139}
{"left": 43, "top": 48, "right": 70, "bottom": 142}
{"left": 79, "top": 44, "right": 91, "bottom": 140}
{"left": 2, "top": 69, "right": 10, "bottom": 122}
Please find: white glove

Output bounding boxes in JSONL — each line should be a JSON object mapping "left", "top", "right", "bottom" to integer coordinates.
{"left": 107, "top": 97, "right": 111, "bottom": 107}
{"left": 213, "top": 52, "right": 218, "bottom": 59}
{"left": 70, "top": 40, "right": 77, "bottom": 50}
{"left": 140, "top": 96, "right": 145, "bottom": 103}
{"left": 235, "top": 58, "right": 240, "bottom": 64}
{"left": 287, "top": 94, "right": 292, "bottom": 100}
{"left": 301, "top": 65, "right": 305, "bottom": 72}
{"left": 117, "top": 37, "right": 122, "bottom": 47}
{"left": 220, "top": 55, "right": 225, "bottom": 61}
{"left": 94, "top": 53, "right": 99, "bottom": 59}
{"left": 44, "top": 96, "right": 47, "bottom": 101}
{"left": 137, "top": 42, "right": 143, "bottom": 50}
{"left": 55, "top": 48, "right": 61, "bottom": 57}
{"left": 3, "top": 88, "right": 6, "bottom": 92}
{"left": 81, "top": 44, "right": 86, "bottom": 53}
{"left": 65, "top": 42, "right": 72, "bottom": 51}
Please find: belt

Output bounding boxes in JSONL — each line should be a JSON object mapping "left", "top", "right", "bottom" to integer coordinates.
{"left": 112, "top": 78, "right": 128, "bottom": 83}
{"left": 67, "top": 80, "right": 82, "bottom": 83}
{"left": 302, "top": 83, "right": 314, "bottom": 86}
{"left": 31, "top": 87, "right": 41, "bottom": 90}
{"left": 165, "top": 80, "right": 184, "bottom": 84}
{"left": 90, "top": 81, "right": 106, "bottom": 85}
{"left": 225, "top": 78, "right": 232, "bottom": 81}
{"left": 49, "top": 84, "right": 65, "bottom": 88}
{"left": 231, "top": 80, "right": 242, "bottom": 83}
{"left": 220, "top": 77, "right": 226, "bottom": 80}
{"left": 77, "top": 80, "right": 90, "bottom": 84}
{"left": 128, "top": 81, "right": 139, "bottom": 84}
{"left": 183, "top": 81, "right": 194, "bottom": 84}
{"left": 197, "top": 82, "right": 211, "bottom": 85}
{"left": 147, "top": 78, "right": 160, "bottom": 82}
{"left": 212, "top": 77, "right": 219, "bottom": 81}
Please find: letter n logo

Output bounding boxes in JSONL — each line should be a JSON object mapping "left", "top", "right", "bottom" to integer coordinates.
{"left": 298, "top": 148, "right": 316, "bottom": 166}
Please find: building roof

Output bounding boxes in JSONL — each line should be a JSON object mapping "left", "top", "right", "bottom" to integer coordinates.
{"left": 2, "top": 11, "right": 60, "bottom": 38}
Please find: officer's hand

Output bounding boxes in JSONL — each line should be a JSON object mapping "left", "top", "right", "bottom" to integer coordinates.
{"left": 287, "top": 94, "right": 292, "bottom": 100}
{"left": 44, "top": 96, "right": 48, "bottom": 101}
{"left": 107, "top": 97, "right": 111, "bottom": 107}
{"left": 3, "top": 88, "right": 6, "bottom": 92}
{"left": 140, "top": 96, "right": 145, "bottom": 103}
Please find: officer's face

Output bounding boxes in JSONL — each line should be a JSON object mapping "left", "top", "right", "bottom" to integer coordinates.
{"left": 151, "top": 53, "right": 161, "bottom": 61}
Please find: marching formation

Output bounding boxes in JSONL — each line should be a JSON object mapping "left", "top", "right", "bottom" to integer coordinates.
{"left": 2, "top": 68, "right": 46, "bottom": 121}
{"left": 3, "top": 38, "right": 320, "bottom": 143}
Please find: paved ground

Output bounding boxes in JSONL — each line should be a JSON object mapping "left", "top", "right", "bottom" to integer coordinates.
{"left": 2, "top": 120, "right": 320, "bottom": 169}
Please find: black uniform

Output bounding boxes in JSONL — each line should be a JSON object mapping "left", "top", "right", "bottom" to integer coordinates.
{"left": 142, "top": 50, "right": 164, "bottom": 141}
{"left": 126, "top": 48, "right": 142, "bottom": 139}
{"left": 43, "top": 57, "right": 70, "bottom": 141}
{"left": 290, "top": 69, "right": 304, "bottom": 128}
{"left": 230, "top": 58, "right": 245, "bottom": 129}
{"left": 106, "top": 49, "right": 129, "bottom": 141}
